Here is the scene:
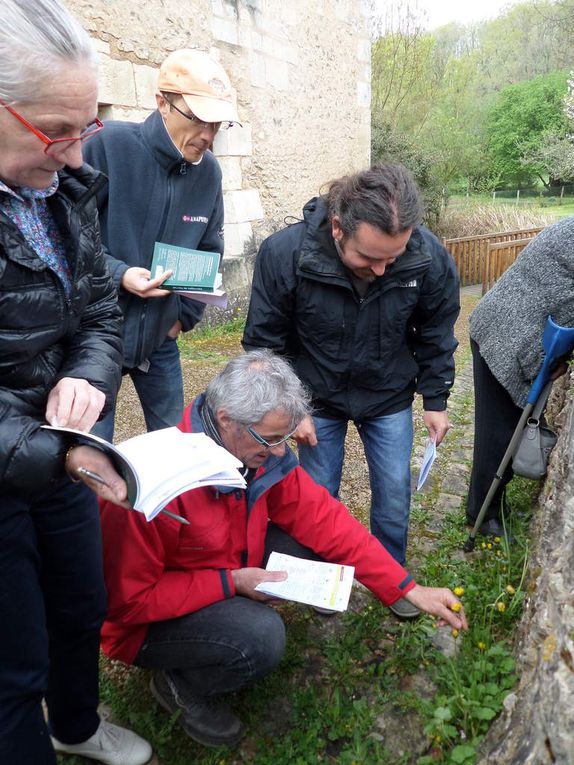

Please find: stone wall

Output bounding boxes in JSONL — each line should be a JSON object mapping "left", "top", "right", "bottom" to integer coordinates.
{"left": 68, "top": 0, "right": 371, "bottom": 302}
{"left": 477, "top": 376, "right": 574, "bottom": 765}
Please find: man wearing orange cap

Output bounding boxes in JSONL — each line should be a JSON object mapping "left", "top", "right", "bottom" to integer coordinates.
{"left": 84, "top": 49, "right": 240, "bottom": 440}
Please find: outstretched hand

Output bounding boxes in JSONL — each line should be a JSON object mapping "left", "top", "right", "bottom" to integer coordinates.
{"left": 231, "top": 567, "right": 288, "bottom": 602}
{"left": 404, "top": 584, "right": 469, "bottom": 630}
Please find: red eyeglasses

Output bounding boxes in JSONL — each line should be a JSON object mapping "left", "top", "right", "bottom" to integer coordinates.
{"left": 0, "top": 101, "right": 103, "bottom": 157}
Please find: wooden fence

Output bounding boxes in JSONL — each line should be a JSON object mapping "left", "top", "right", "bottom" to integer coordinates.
{"left": 443, "top": 227, "right": 543, "bottom": 293}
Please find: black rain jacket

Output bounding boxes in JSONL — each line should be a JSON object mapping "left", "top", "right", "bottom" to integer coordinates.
{"left": 242, "top": 196, "right": 460, "bottom": 421}
{"left": 0, "top": 166, "right": 123, "bottom": 498}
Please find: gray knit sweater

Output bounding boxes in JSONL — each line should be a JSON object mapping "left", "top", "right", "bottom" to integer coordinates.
{"left": 469, "top": 216, "right": 574, "bottom": 407}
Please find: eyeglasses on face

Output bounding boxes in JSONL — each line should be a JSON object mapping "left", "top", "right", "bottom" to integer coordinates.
{"left": 1, "top": 101, "right": 103, "bottom": 157}
{"left": 164, "top": 95, "right": 234, "bottom": 131}
{"left": 246, "top": 424, "right": 298, "bottom": 449}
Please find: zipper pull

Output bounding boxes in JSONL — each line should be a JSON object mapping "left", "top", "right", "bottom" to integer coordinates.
{"left": 180, "top": 163, "right": 187, "bottom": 175}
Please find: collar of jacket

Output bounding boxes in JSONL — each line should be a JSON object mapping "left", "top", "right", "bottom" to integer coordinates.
{"left": 297, "top": 196, "right": 432, "bottom": 286}
{"left": 187, "top": 393, "right": 299, "bottom": 497}
{"left": 0, "top": 165, "right": 107, "bottom": 271}
{"left": 142, "top": 108, "right": 200, "bottom": 174}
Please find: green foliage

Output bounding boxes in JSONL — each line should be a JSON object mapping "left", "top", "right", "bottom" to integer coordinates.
{"left": 371, "top": 120, "right": 444, "bottom": 227}
{"left": 484, "top": 72, "right": 571, "bottom": 187}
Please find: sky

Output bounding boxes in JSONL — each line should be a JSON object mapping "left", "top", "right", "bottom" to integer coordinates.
{"left": 413, "top": 0, "right": 525, "bottom": 29}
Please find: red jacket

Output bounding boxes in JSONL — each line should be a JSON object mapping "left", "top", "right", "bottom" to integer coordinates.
{"left": 99, "top": 396, "right": 416, "bottom": 664}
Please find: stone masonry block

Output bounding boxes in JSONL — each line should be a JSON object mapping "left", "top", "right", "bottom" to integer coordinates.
{"left": 224, "top": 189, "right": 264, "bottom": 224}
{"left": 213, "top": 123, "right": 252, "bottom": 157}
{"left": 92, "top": 37, "right": 110, "bottom": 55}
{"left": 357, "top": 37, "right": 371, "bottom": 63}
{"left": 250, "top": 52, "right": 266, "bottom": 88}
{"left": 357, "top": 80, "right": 370, "bottom": 108}
{"left": 211, "top": 16, "right": 239, "bottom": 46}
{"left": 134, "top": 64, "right": 158, "bottom": 110}
{"left": 218, "top": 157, "right": 243, "bottom": 191}
{"left": 224, "top": 221, "right": 254, "bottom": 257}
{"left": 98, "top": 55, "right": 137, "bottom": 107}
{"left": 265, "top": 58, "right": 289, "bottom": 90}
{"left": 109, "top": 106, "right": 150, "bottom": 122}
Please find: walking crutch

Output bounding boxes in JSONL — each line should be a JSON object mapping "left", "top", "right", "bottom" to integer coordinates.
{"left": 463, "top": 315, "right": 574, "bottom": 553}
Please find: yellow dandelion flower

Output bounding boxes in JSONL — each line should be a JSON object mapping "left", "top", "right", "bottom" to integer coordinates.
{"left": 506, "top": 585, "right": 516, "bottom": 595}
{"left": 451, "top": 628, "right": 459, "bottom": 638}
{"left": 494, "top": 536, "right": 501, "bottom": 543}
{"left": 487, "top": 543, "right": 493, "bottom": 549}
{"left": 454, "top": 586, "right": 465, "bottom": 597}
{"left": 478, "top": 641, "right": 487, "bottom": 651}
{"left": 481, "top": 542, "right": 487, "bottom": 549}
{"left": 496, "top": 601, "right": 506, "bottom": 613}
{"left": 451, "top": 602, "right": 462, "bottom": 613}
{"left": 496, "top": 550, "right": 502, "bottom": 557}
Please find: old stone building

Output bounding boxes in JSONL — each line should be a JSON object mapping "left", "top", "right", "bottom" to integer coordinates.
{"left": 68, "top": 0, "right": 371, "bottom": 299}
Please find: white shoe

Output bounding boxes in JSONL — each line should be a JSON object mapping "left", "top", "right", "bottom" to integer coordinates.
{"left": 51, "top": 719, "right": 152, "bottom": 765}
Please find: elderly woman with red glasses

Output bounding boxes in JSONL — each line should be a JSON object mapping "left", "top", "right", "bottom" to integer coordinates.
{"left": 0, "top": 2, "right": 151, "bottom": 764}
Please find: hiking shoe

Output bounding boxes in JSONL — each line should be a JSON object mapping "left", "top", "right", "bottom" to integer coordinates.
{"left": 51, "top": 720, "right": 152, "bottom": 765}
{"left": 388, "top": 597, "right": 420, "bottom": 620}
{"left": 150, "top": 670, "right": 243, "bottom": 748}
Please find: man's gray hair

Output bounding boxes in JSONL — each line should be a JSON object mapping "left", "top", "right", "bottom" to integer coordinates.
{"left": 327, "top": 163, "right": 424, "bottom": 239}
{"left": 0, "top": 0, "right": 96, "bottom": 104}
{"left": 206, "top": 349, "right": 312, "bottom": 428}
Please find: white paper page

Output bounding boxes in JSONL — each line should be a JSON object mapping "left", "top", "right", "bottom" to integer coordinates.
{"left": 115, "top": 429, "right": 244, "bottom": 519}
{"left": 255, "top": 552, "right": 355, "bottom": 612}
{"left": 175, "top": 289, "right": 228, "bottom": 308}
{"left": 416, "top": 438, "right": 437, "bottom": 491}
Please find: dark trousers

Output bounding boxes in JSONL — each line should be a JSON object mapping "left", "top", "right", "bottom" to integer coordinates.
{"left": 134, "top": 524, "right": 321, "bottom": 696}
{"left": 466, "top": 339, "right": 523, "bottom": 523}
{"left": 0, "top": 479, "right": 106, "bottom": 765}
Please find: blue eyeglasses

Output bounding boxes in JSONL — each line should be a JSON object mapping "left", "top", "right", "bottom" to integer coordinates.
{"left": 246, "top": 424, "right": 298, "bottom": 449}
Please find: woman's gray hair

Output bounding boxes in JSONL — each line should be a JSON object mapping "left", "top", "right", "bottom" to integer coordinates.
{"left": 206, "top": 349, "right": 312, "bottom": 428}
{"left": 0, "top": 0, "right": 96, "bottom": 104}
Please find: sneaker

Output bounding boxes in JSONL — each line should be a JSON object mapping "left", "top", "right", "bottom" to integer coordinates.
{"left": 51, "top": 720, "right": 152, "bottom": 765}
{"left": 150, "top": 670, "right": 243, "bottom": 748}
{"left": 388, "top": 597, "right": 420, "bottom": 620}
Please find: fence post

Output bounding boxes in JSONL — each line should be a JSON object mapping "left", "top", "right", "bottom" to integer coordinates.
{"left": 516, "top": 189, "right": 520, "bottom": 205}
{"left": 492, "top": 190, "right": 496, "bottom": 202}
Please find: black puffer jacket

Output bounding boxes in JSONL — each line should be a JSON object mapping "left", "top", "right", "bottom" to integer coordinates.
{"left": 0, "top": 166, "right": 123, "bottom": 498}
{"left": 243, "top": 197, "right": 460, "bottom": 421}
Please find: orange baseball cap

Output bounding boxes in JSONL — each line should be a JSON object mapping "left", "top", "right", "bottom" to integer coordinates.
{"left": 158, "top": 49, "right": 240, "bottom": 125}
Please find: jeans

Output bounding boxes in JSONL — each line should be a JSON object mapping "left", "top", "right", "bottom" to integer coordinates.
{"left": 298, "top": 408, "right": 413, "bottom": 565}
{"left": 0, "top": 479, "right": 106, "bottom": 765}
{"left": 94, "top": 336, "right": 184, "bottom": 441}
{"left": 134, "top": 525, "right": 321, "bottom": 697}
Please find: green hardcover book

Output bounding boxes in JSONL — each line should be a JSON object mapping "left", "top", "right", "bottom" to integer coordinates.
{"left": 151, "top": 242, "right": 221, "bottom": 292}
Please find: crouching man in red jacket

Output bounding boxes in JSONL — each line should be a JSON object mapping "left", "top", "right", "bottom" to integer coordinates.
{"left": 99, "top": 349, "right": 468, "bottom": 748}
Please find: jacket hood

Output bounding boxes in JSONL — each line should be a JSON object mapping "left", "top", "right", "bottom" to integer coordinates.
{"left": 298, "top": 195, "right": 433, "bottom": 284}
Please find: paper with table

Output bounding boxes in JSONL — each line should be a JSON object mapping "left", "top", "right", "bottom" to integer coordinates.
{"left": 416, "top": 437, "right": 437, "bottom": 490}
{"left": 42, "top": 425, "right": 245, "bottom": 520}
{"left": 254, "top": 552, "right": 355, "bottom": 612}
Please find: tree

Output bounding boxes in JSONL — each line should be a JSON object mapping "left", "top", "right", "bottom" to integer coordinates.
{"left": 484, "top": 71, "right": 570, "bottom": 187}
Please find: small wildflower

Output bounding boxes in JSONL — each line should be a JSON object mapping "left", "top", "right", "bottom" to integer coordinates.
{"left": 434, "top": 735, "right": 442, "bottom": 743}
{"left": 494, "top": 536, "right": 501, "bottom": 543}
{"left": 451, "top": 628, "right": 459, "bottom": 638}
{"left": 506, "top": 585, "right": 516, "bottom": 595}
{"left": 451, "top": 602, "right": 462, "bottom": 613}
{"left": 478, "top": 641, "right": 487, "bottom": 651}
{"left": 487, "top": 543, "right": 493, "bottom": 549}
{"left": 496, "top": 550, "right": 502, "bottom": 557}
{"left": 496, "top": 601, "right": 506, "bottom": 613}
{"left": 481, "top": 542, "right": 487, "bottom": 549}
{"left": 454, "top": 586, "right": 465, "bottom": 597}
